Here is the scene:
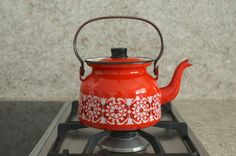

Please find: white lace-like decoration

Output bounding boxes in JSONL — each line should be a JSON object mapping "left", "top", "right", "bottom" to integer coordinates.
{"left": 79, "top": 93, "right": 161, "bottom": 125}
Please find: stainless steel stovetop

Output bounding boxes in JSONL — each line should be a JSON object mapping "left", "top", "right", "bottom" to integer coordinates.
{"left": 30, "top": 101, "right": 209, "bottom": 156}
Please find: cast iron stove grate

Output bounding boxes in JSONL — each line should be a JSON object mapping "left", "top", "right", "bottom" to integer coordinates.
{"left": 47, "top": 101, "right": 205, "bottom": 156}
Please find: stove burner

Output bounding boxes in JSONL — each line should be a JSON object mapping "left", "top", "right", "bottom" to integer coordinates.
{"left": 41, "top": 101, "right": 209, "bottom": 156}
{"left": 98, "top": 131, "right": 148, "bottom": 153}
{"left": 110, "top": 131, "right": 137, "bottom": 138}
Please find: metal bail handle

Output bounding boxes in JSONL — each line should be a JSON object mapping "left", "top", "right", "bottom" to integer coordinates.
{"left": 73, "top": 16, "right": 164, "bottom": 77}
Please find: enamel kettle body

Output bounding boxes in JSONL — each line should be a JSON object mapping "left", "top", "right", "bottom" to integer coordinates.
{"left": 73, "top": 16, "right": 191, "bottom": 131}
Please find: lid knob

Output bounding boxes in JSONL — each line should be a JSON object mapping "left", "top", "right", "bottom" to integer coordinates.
{"left": 111, "top": 48, "right": 128, "bottom": 58}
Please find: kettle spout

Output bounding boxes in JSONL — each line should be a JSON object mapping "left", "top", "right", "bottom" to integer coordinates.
{"left": 160, "top": 59, "right": 192, "bottom": 105}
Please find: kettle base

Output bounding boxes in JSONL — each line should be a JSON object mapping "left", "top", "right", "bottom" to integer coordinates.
{"left": 98, "top": 131, "right": 148, "bottom": 153}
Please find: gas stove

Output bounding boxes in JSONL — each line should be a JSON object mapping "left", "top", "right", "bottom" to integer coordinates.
{"left": 30, "top": 101, "right": 209, "bottom": 156}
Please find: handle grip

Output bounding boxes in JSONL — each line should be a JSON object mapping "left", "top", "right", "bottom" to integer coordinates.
{"left": 73, "top": 16, "right": 164, "bottom": 77}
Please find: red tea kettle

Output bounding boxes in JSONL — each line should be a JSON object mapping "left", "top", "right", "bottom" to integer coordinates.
{"left": 73, "top": 16, "right": 191, "bottom": 131}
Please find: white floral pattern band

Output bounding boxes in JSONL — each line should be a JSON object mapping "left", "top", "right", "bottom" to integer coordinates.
{"left": 79, "top": 93, "right": 161, "bottom": 125}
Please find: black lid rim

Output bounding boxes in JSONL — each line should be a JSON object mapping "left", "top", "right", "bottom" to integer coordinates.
{"left": 84, "top": 57, "right": 154, "bottom": 65}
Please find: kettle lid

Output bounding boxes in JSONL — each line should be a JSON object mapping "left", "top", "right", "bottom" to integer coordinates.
{"left": 85, "top": 48, "right": 153, "bottom": 65}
